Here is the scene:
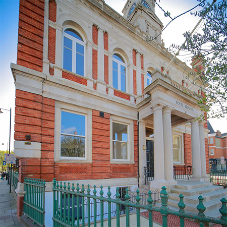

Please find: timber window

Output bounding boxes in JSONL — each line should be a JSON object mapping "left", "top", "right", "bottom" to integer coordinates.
{"left": 112, "top": 54, "right": 126, "bottom": 92}
{"left": 63, "top": 28, "right": 85, "bottom": 76}
{"left": 61, "top": 111, "right": 86, "bottom": 158}
{"left": 173, "top": 135, "right": 183, "bottom": 164}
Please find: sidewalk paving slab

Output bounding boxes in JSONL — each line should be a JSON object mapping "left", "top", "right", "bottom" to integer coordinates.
{"left": 0, "top": 179, "right": 26, "bottom": 227}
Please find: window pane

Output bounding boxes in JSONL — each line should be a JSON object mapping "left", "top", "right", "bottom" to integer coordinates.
{"left": 173, "top": 136, "right": 180, "bottom": 148}
{"left": 64, "top": 37, "right": 72, "bottom": 49}
{"left": 113, "top": 61, "right": 118, "bottom": 70}
{"left": 113, "top": 69, "right": 118, "bottom": 89}
{"left": 113, "top": 122, "right": 127, "bottom": 141}
{"left": 121, "top": 65, "right": 126, "bottom": 92}
{"left": 65, "top": 29, "right": 83, "bottom": 41}
{"left": 63, "top": 47, "right": 72, "bottom": 72}
{"left": 61, "top": 135, "right": 85, "bottom": 157}
{"left": 113, "top": 141, "right": 128, "bottom": 159}
{"left": 76, "top": 43, "right": 84, "bottom": 55}
{"left": 61, "top": 111, "right": 85, "bottom": 136}
{"left": 113, "top": 54, "right": 124, "bottom": 63}
{"left": 76, "top": 52, "right": 84, "bottom": 76}
{"left": 173, "top": 149, "right": 180, "bottom": 162}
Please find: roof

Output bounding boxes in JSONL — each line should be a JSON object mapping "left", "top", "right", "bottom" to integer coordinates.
{"left": 207, "top": 121, "right": 215, "bottom": 134}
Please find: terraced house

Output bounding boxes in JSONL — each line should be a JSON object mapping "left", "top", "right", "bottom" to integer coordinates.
{"left": 12, "top": 0, "right": 211, "bottom": 220}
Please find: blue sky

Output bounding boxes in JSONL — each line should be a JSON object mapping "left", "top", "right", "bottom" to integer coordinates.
{"left": 0, "top": 0, "right": 226, "bottom": 151}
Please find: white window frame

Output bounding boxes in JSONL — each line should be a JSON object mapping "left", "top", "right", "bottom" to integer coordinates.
{"left": 173, "top": 133, "right": 184, "bottom": 165}
{"left": 62, "top": 28, "right": 86, "bottom": 76}
{"left": 110, "top": 116, "right": 134, "bottom": 164}
{"left": 54, "top": 102, "right": 92, "bottom": 163}
{"left": 112, "top": 54, "right": 127, "bottom": 92}
{"left": 210, "top": 137, "right": 213, "bottom": 144}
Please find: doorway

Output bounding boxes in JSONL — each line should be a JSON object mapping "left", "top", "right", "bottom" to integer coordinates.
{"left": 146, "top": 139, "right": 154, "bottom": 181}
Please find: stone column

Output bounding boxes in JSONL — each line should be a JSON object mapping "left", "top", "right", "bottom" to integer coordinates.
{"left": 86, "top": 41, "right": 93, "bottom": 88}
{"left": 163, "top": 107, "right": 175, "bottom": 183}
{"left": 153, "top": 105, "right": 165, "bottom": 182}
{"left": 191, "top": 120, "right": 202, "bottom": 178}
{"left": 199, "top": 121, "right": 207, "bottom": 178}
{"left": 15, "top": 183, "right": 25, "bottom": 218}
{"left": 139, "top": 120, "right": 146, "bottom": 186}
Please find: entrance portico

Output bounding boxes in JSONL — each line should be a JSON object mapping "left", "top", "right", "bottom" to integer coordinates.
{"left": 138, "top": 70, "right": 208, "bottom": 190}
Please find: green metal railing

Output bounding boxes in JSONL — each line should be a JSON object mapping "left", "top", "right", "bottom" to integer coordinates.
{"left": 12, "top": 171, "right": 19, "bottom": 189}
{"left": 210, "top": 170, "right": 227, "bottom": 187}
{"left": 24, "top": 178, "right": 45, "bottom": 227}
{"left": 52, "top": 178, "right": 227, "bottom": 227}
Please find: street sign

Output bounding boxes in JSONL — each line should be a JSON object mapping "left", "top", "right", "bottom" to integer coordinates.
{"left": 6, "top": 154, "right": 16, "bottom": 164}
{"left": 3, "top": 161, "right": 6, "bottom": 166}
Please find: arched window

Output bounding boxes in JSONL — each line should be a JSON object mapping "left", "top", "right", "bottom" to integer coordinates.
{"left": 63, "top": 28, "right": 85, "bottom": 76}
{"left": 147, "top": 71, "right": 152, "bottom": 86}
{"left": 112, "top": 54, "right": 126, "bottom": 92}
{"left": 141, "top": 0, "right": 151, "bottom": 9}
{"left": 128, "top": 3, "right": 136, "bottom": 17}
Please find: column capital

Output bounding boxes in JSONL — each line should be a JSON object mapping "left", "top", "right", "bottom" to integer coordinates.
{"left": 152, "top": 104, "right": 163, "bottom": 111}
{"left": 163, "top": 106, "right": 174, "bottom": 114}
{"left": 190, "top": 119, "right": 199, "bottom": 124}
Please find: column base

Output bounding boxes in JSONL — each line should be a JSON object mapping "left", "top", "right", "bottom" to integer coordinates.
{"left": 97, "top": 81, "right": 106, "bottom": 93}
{"left": 149, "top": 179, "right": 168, "bottom": 191}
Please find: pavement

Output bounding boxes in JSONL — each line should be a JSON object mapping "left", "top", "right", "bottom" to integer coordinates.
{"left": 0, "top": 178, "right": 26, "bottom": 227}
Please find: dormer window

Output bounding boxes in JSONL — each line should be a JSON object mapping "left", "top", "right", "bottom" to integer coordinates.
{"left": 141, "top": 0, "right": 151, "bottom": 9}
{"left": 128, "top": 3, "right": 136, "bottom": 17}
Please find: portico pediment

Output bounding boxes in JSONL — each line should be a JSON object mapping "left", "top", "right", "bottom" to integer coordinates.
{"left": 139, "top": 70, "right": 204, "bottom": 122}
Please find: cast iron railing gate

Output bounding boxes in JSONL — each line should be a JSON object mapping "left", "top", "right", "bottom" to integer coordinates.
{"left": 23, "top": 178, "right": 45, "bottom": 226}
{"left": 52, "top": 178, "right": 227, "bottom": 227}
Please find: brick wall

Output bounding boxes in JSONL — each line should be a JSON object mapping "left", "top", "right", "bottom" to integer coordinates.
{"left": 15, "top": 90, "right": 55, "bottom": 182}
{"left": 104, "top": 55, "right": 109, "bottom": 85}
{"left": 133, "top": 70, "right": 137, "bottom": 95}
{"left": 17, "top": 0, "right": 44, "bottom": 72}
{"left": 92, "top": 110, "right": 111, "bottom": 179}
{"left": 114, "top": 90, "right": 130, "bottom": 101}
{"left": 49, "top": 0, "right": 56, "bottom": 22}
{"left": 92, "top": 49, "right": 98, "bottom": 80}
{"left": 184, "top": 133, "right": 192, "bottom": 166}
{"left": 62, "top": 71, "right": 87, "bottom": 86}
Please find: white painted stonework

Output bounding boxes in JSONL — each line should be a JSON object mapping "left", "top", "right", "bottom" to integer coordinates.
{"left": 11, "top": 0, "right": 208, "bottom": 190}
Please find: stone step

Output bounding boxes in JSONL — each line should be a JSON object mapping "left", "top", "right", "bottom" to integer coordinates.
{"left": 170, "top": 185, "right": 223, "bottom": 196}
{"left": 169, "top": 188, "right": 227, "bottom": 204}
{"left": 173, "top": 181, "right": 213, "bottom": 190}
{"left": 167, "top": 197, "right": 223, "bottom": 213}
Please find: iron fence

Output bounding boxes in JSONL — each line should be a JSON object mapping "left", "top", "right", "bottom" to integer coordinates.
{"left": 52, "top": 179, "right": 227, "bottom": 227}
{"left": 24, "top": 178, "right": 45, "bottom": 227}
{"left": 173, "top": 165, "right": 192, "bottom": 180}
{"left": 210, "top": 170, "right": 227, "bottom": 187}
{"left": 12, "top": 171, "right": 19, "bottom": 189}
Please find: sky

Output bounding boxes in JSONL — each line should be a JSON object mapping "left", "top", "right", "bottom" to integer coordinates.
{"left": 0, "top": 0, "right": 226, "bottom": 151}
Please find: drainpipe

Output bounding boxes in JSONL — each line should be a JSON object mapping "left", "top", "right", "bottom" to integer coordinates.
{"left": 137, "top": 112, "right": 140, "bottom": 188}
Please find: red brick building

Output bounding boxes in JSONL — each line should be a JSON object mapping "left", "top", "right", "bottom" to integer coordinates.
{"left": 12, "top": 0, "right": 209, "bottom": 218}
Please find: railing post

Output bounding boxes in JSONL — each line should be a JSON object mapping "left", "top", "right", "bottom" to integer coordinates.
{"left": 178, "top": 194, "right": 185, "bottom": 227}
{"left": 81, "top": 184, "right": 85, "bottom": 227}
{"left": 125, "top": 188, "right": 130, "bottom": 227}
{"left": 197, "top": 195, "right": 206, "bottom": 227}
{"left": 135, "top": 189, "right": 141, "bottom": 227}
{"left": 93, "top": 185, "right": 97, "bottom": 227}
{"left": 76, "top": 183, "right": 80, "bottom": 227}
{"left": 87, "top": 184, "right": 90, "bottom": 227}
{"left": 116, "top": 187, "right": 120, "bottom": 227}
{"left": 52, "top": 178, "right": 56, "bottom": 227}
{"left": 107, "top": 186, "right": 111, "bottom": 227}
{"left": 100, "top": 185, "right": 104, "bottom": 227}
{"left": 147, "top": 190, "right": 153, "bottom": 227}
{"left": 160, "top": 186, "right": 168, "bottom": 227}
{"left": 220, "top": 198, "right": 227, "bottom": 226}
